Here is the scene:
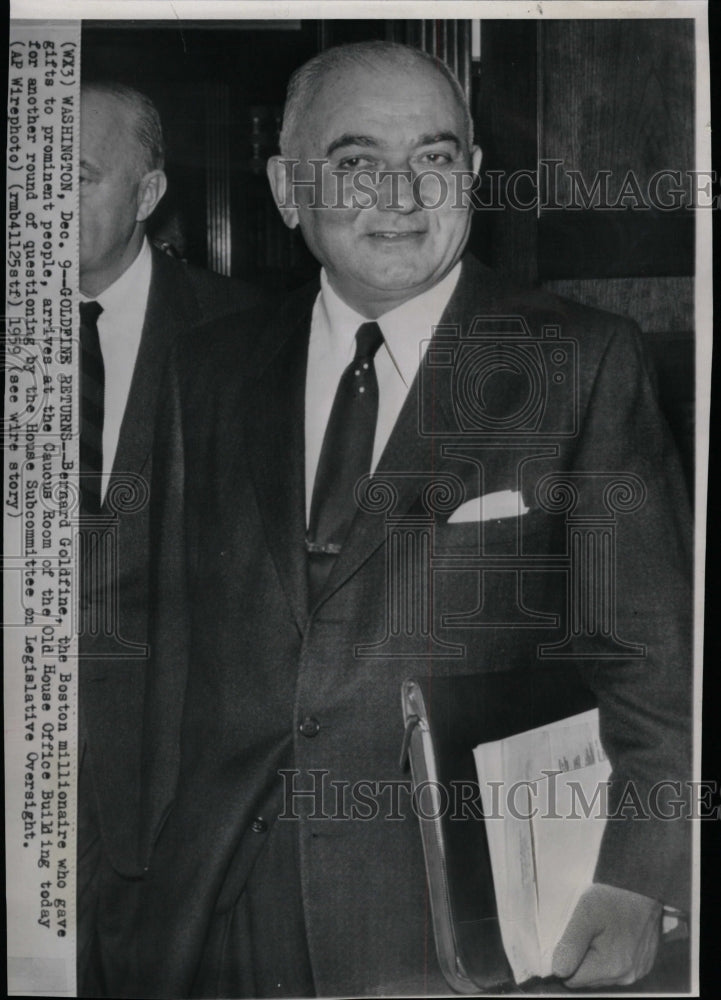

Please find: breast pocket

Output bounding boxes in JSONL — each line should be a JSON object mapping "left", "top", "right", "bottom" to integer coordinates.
{"left": 433, "top": 509, "right": 552, "bottom": 556}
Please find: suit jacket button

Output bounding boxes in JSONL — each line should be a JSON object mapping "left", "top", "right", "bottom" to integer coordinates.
{"left": 299, "top": 716, "right": 320, "bottom": 738}
{"left": 250, "top": 817, "right": 267, "bottom": 834}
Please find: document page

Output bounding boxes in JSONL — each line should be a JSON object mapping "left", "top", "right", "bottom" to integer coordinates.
{"left": 474, "top": 710, "right": 611, "bottom": 983}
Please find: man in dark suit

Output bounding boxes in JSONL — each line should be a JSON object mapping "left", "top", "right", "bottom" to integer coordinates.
{"left": 76, "top": 81, "right": 261, "bottom": 995}
{"left": 135, "top": 43, "right": 692, "bottom": 998}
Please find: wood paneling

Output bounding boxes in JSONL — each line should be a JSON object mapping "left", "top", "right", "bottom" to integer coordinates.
{"left": 539, "top": 19, "right": 695, "bottom": 202}
{"left": 404, "top": 20, "right": 472, "bottom": 102}
{"left": 537, "top": 19, "right": 695, "bottom": 282}
{"left": 543, "top": 276, "right": 693, "bottom": 333}
{"left": 532, "top": 19, "right": 696, "bottom": 489}
{"left": 539, "top": 211, "right": 694, "bottom": 280}
{"left": 205, "top": 82, "right": 232, "bottom": 276}
{"left": 469, "top": 20, "right": 538, "bottom": 283}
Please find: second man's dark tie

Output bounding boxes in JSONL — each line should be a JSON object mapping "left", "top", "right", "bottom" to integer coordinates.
{"left": 307, "top": 321, "right": 385, "bottom": 603}
{"left": 79, "top": 300, "right": 105, "bottom": 514}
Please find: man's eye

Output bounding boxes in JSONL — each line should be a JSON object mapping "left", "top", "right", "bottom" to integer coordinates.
{"left": 338, "top": 156, "right": 374, "bottom": 171}
{"left": 418, "top": 152, "right": 452, "bottom": 165}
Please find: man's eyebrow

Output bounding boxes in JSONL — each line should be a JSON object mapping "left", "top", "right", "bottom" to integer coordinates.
{"left": 325, "top": 131, "right": 464, "bottom": 158}
{"left": 325, "top": 134, "right": 380, "bottom": 157}
{"left": 417, "top": 132, "right": 462, "bottom": 149}
{"left": 79, "top": 159, "right": 102, "bottom": 176}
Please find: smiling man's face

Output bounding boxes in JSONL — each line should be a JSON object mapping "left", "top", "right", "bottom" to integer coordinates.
{"left": 271, "top": 58, "right": 481, "bottom": 317}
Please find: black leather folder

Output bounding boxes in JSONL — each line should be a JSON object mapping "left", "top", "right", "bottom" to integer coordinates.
{"left": 400, "top": 666, "right": 597, "bottom": 994}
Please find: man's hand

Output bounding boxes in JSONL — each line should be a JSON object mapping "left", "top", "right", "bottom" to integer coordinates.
{"left": 551, "top": 883, "right": 662, "bottom": 988}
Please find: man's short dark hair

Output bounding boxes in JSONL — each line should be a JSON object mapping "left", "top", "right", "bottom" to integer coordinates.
{"left": 279, "top": 41, "right": 474, "bottom": 159}
{"left": 82, "top": 80, "right": 165, "bottom": 175}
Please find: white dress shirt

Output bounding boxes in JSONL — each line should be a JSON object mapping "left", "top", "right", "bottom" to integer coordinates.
{"left": 80, "top": 238, "right": 153, "bottom": 501}
{"left": 305, "top": 263, "right": 462, "bottom": 523}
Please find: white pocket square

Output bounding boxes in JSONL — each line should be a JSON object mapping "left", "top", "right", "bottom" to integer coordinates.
{"left": 447, "top": 489, "right": 529, "bottom": 524}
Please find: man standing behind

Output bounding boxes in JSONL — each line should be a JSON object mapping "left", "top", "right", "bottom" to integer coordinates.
{"left": 136, "top": 43, "right": 691, "bottom": 998}
{"left": 76, "top": 81, "right": 260, "bottom": 995}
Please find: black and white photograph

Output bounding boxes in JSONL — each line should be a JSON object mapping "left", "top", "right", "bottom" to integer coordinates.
{"left": 4, "top": 2, "right": 711, "bottom": 997}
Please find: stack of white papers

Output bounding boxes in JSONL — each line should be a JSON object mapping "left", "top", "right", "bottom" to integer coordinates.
{"left": 473, "top": 709, "right": 611, "bottom": 983}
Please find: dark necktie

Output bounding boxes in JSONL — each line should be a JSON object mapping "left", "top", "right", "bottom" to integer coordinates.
{"left": 79, "top": 300, "right": 105, "bottom": 513}
{"left": 307, "top": 321, "right": 385, "bottom": 603}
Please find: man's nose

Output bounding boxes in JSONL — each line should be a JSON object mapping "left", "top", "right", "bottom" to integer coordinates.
{"left": 376, "top": 168, "right": 417, "bottom": 214}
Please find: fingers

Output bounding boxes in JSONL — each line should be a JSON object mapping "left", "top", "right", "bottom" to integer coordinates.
{"left": 552, "top": 883, "right": 662, "bottom": 988}
{"left": 552, "top": 890, "right": 602, "bottom": 980}
{"left": 562, "top": 931, "right": 657, "bottom": 989}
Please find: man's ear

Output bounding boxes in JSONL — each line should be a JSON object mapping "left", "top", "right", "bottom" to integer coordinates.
{"left": 136, "top": 169, "right": 168, "bottom": 223}
{"left": 267, "top": 155, "right": 299, "bottom": 230}
{"left": 471, "top": 145, "right": 482, "bottom": 177}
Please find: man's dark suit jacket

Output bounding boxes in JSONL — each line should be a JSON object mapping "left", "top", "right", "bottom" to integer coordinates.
{"left": 77, "top": 245, "right": 261, "bottom": 993}
{"left": 135, "top": 254, "right": 692, "bottom": 998}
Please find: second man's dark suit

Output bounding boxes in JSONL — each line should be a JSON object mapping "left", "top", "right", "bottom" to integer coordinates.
{"left": 77, "top": 245, "right": 262, "bottom": 994}
{"left": 134, "top": 254, "right": 692, "bottom": 998}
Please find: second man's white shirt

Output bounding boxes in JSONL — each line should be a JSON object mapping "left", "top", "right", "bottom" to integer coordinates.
{"left": 80, "top": 238, "right": 152, "bottom": 502}
{"left": 305, "top": 263, "right": 462, "bottom": 525}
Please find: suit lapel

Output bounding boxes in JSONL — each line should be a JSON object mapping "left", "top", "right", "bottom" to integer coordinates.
{"left": 243, "top": 284, "right": 319, "bottom": 631}
{"left": 108, "top": 249, "right": 196, "bottom": 494}
{"left": 315, "top": 257, "right": 508, "bottom": 606}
